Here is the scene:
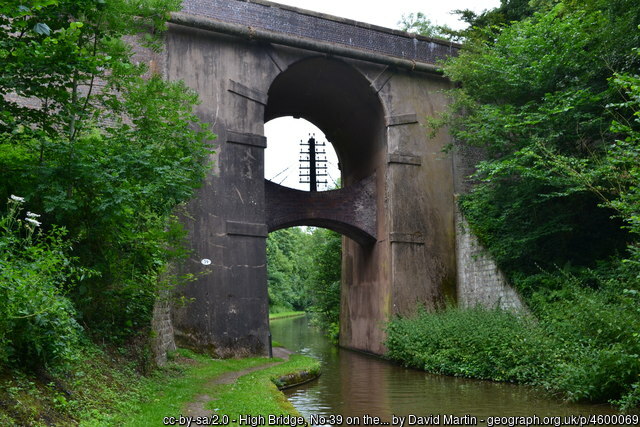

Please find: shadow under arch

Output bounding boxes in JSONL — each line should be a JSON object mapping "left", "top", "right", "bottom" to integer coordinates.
{"left": 264, "top": 57, "right": 386, "bottom": 245}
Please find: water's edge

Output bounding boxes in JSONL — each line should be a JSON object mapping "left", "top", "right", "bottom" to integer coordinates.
{"left": 270, "top": 315, "right": 618, "bottom": 425}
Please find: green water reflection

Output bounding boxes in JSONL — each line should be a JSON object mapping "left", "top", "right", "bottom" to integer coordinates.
{"left": 270, "top": 316, "right": 621, "bottom": 426}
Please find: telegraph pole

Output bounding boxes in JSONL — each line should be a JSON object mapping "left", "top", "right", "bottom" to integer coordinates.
{"left": 299, "top": 134, "right": 327, "bottom": 192}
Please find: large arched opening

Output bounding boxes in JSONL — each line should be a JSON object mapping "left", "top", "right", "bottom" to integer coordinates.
{"left": 265, "top": 117, "right": 340, "bottom": 192}
{"left": 264, "top": 57, "right": 389, "bottom": 352}
{"left": 264, "top": 57, "right": 385, "bottom": 245}
{"left": 265, "top": 57, "right": 386, "bottom": 187}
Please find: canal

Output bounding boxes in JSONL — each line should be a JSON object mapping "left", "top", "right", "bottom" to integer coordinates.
{"left": 270, "top": 315, "right": 621, "bottom": 426}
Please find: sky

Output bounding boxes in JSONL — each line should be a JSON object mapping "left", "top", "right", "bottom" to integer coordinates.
{"left": 264, "top": 0, "right": 500, "bottom": 190}
{"left": 271, "top": 0, "right": 500, "bottom": 30}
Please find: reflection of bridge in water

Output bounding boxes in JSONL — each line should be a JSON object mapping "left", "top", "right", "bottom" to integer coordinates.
{"left": 155, "top": 0, "right": 520, "bottom": 359}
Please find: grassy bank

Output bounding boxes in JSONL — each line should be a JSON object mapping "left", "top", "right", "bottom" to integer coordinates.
{"left": 385, "top": 282, "right": 640, "bottom": 411}
{"left": 0, "top": 346, "right": 319, "bottom": 426}
{"left": 0, "top": 344, "right": 152, "bottom": 426}
{"left": 211, "top": 354, "right": 320, "bottom": 424}
{"left": 269, "top": 311, "right": 306, "bottom": 320}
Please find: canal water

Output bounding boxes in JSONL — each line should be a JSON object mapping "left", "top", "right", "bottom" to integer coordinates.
{"left": 270, "top": 315, "right": 623, "bottom": 426}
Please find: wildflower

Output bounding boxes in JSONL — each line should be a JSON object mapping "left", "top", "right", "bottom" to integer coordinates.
{"left": 10, "top": 194, "right": 25, "bottom": 202}
{"left": 25, "top": 217, "right": 42, "bottom": 227}
{"left": 26, "top": 211, "right": 41, "bottom": 218}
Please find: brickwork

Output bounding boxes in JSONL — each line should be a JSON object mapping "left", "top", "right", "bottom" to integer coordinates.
{"left": 452, "top": 143, "right": 487, "bottom": 195}
{"left": 265, "top": 176, "right": 377, "bottom": 246}
{"left": 126, "top": 35, "right": 167, "bottom": 78}
{"left": 180, "top": 0, "right": 458, "bottom": 64}
{"left": 455, "top": 210, "right": 526, "bottom": 311}
{"left": 151, "top": 294, "right": 177, "bottom": 366}
{"left": 451, "top": 138, "right": 527, "bottom": 311}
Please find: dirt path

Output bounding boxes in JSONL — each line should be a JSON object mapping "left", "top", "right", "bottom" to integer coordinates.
{"left": 183, "top": 348, "right": 293, "bottom": 420}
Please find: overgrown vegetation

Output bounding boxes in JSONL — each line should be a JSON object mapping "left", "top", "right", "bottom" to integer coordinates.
{"left": 0, "top": 345, "right": 318, "bottom": 426}
{"left": 0, "top": 0, "right": 212, "bottom": 373}
{"left": 0, "top": 3, "right": 215, "bottom": 423}
{"left": 267, "top": 228, "right": 313, "bottom": 314}
{"left": 388, "top": 0, "right": 640, "bottom": 410}
{"left": 210, "top": 354, "right": 320, "bottom": 424}
{"left": 267, "top": 227, "right": 342, "bottom": 340}
{"left": 1, "top": 1, "right": 329, "bottom": 422}
{"left": 0, "top": 344, "right": 157, "bottom": 426}
{"left": 386, "top": 285, "right": 640, "bottom": 410}
{"left": 0, "top": 196, "right": 83, "bottom": 369}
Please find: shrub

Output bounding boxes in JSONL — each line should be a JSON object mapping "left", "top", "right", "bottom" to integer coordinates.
{"left": 0, "top": 0, "right": 213, "bottom": 345}
{"left": 385, "top": 278, "right": 640, "bottom": 409}
{"left": 385, "top": 306, "right": 551, "bottom": 384}
{"left": 535, "top": 277, "right": 640, "bottom": 406}
{"left": 0, "top": 196, "right": 86, "bottom": 368}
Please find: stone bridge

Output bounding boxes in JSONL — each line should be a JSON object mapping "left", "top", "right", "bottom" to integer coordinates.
{"left": 154, "top": 0, "right": 523, "bottom": 358}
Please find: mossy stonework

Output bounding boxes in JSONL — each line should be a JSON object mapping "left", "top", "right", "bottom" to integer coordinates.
{"left": 274, "top": 370, "right": 321, "bottom": 390}
{"left": 158, "top": 0, "right": 520, "bottom": 358}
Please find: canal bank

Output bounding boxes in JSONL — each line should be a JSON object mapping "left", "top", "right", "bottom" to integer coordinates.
{"left": 270, "top": 315, "right": 623, "bottom": 425}
{"left": 76, "top": 348, "right": 320, "bottom": 426}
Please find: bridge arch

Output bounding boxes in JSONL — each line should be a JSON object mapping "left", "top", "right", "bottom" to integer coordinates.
{"left": 265, "top": 57, "right": 386, "bottom": 185}
{"left": 264, "top": 57, "right": 385, "bottom": 245}
{"left": 168, "top": 0, "right": 461, "bottom": 358}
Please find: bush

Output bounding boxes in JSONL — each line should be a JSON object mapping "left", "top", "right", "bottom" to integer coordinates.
{"left": 534, "top": 276, "right": 640, "bottom": 406}
{"left": 0, "top": 196, "right": 85, "bottom": 368}
{"left": 0, "top": 0, "right": 213, "bottom": 345}
{"left": 266, "top": 227, "right": 342, "bottom": 341}
{"left": 306, "top": 229, "right": 342, "bottom": 341}
{"left": 386, "top": 306, "right": 551, "bottom": 384}
{"left": 385, "top": 277, "right": 640, "bottom": 409}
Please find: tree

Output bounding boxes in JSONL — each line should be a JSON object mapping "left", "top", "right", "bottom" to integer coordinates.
{"left": 411, "top": 1, "right": 640, "bottom": 407}
{"left": 438, "top": 1, "right": 640, "bottom": 279}
{"left": 397, "top": 12, "right": 450, "bottom": 39}
{"left": 0, "top": 0, "right": 213, "bottom": 344}
{"left": 452, "top": 0, "right": 535, "bottom": 37}
{"left": 267, "top": 228, "right": 313, "bottom": 312}
{"left": 307, "top": 228, "right": 342, "bottom": 340}
{"left": 265, "top": 226, "right": 342, "bottom": 339}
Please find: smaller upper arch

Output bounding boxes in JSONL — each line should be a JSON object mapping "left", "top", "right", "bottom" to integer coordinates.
{"left": 265, "top": 56, "right": 386, "bottom": 186}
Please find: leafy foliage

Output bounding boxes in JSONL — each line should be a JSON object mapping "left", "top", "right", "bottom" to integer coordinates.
{"left": 532, "top": 276, "right": 640, "bottom": 406}
{"left": 385, "top": 280, "right": 640, "bottom": 408}
{"left": 386, "top": 307, "right": 550, "bottom": 384}
{"left": 306, "top": 228, "right": 342, "bottom": 340}
{"left": 267, "top": 228, "right": 313, "bottom": 312}
{"left": 266, "top": 227, "right": 342, "bottom": 339}
{"left": 397, "top": 12, "right": 451, "bottom": 40}
{"left": 0, "top": 0, "right": 212, "bottom": 362}
{"left": 439, "top": 0, "right": 640, "bottom": 279}
{"left": 392, "top": 0, "right": 640, "bottom": 410}
{"left": 449, "top": 0, "right": 535, "bottom": 41}
{"left": 0, "top": 197, "right": 84, "bottom": 368}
